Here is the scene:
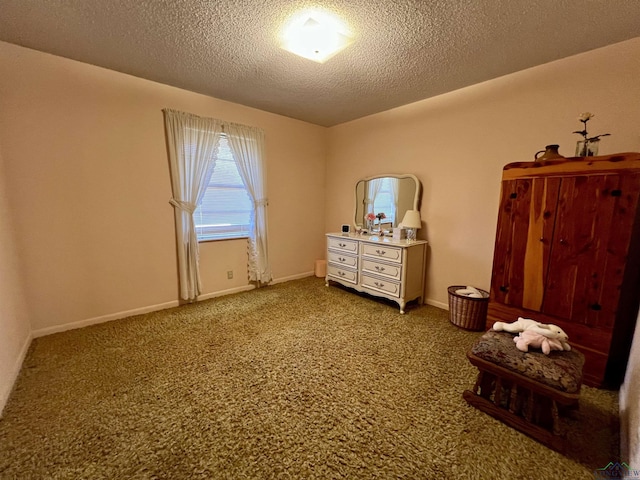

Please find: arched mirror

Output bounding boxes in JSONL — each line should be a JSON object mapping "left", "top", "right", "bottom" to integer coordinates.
{"left": 354, "top": 174, "right": 421, "bottom": 228}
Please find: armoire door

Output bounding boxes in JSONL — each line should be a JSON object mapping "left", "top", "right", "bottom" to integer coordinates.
{"left": 490, "top": 177, "right": 560, "bottom": 311}
{"left": 542, "top": 173, "right": 640, "bottom": 330}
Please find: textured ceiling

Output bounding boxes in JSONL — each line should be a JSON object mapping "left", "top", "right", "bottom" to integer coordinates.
{"left": 1, "top": 1, "right": 639, "bottom": 126}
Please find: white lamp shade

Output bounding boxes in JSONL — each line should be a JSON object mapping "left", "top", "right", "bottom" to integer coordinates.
{"left": 401, "top": 210, "right": 422, "bottom": 229}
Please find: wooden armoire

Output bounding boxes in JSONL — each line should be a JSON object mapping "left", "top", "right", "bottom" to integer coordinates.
{"left": 486, "top": 153, "right": 640, "bottom": 388}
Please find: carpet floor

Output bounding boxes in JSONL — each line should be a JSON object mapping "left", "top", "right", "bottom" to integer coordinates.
{"left": 0, "top": 277, "right": 619, "bottom": 479}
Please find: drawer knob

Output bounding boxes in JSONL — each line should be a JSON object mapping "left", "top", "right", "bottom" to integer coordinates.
{"left": 338, "top": 243, "right": 346, "bottom": 247}
{"left": 375, "top": 266, "right": 385, "bottom": 272}
{"left": 339, "top": 257, "right": 345, "bottom": 262}
{"left": 375, "top": 249, "right": 386, "bottom": 255}
{"left": 338, "top": 271, "right": 345, "bottom": 277}
{"left": 374, "top": 281, "right": 385, "bottom": 288}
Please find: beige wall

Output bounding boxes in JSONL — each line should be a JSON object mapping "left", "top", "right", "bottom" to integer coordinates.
{"left": 0, "top": 41, "right": 327, "bottom": 334}
{"left": 326, "top": 37, "right": 640, "bottom": 308}
{"left": 0, "top": 144, "right": 31, "bottom": 413}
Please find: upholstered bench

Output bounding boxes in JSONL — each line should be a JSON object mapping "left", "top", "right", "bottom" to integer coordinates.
{"left": 463, "top": 329, "right": 585, "bottom": 451}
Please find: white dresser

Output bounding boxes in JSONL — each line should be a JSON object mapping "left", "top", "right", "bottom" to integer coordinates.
{"left": 325, "top": 233, "right": 428, "bottom": 314}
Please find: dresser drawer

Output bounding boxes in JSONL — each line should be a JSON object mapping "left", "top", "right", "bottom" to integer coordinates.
{"left": 327, "top": 237, "right": 359, "bottom": 254}
{"left": 361, "top": 243, "right": 402, "bottom": 263}
{"left": 361, "top": 258, "right": 401, "bottom": 280}
{"left": 361, "top": 274, "right": 400, "bottom": 298}
{"left": 327, "top": 264, "right": 358, "bottom": 285}
{"left": 327, "top": 251, "right": 358, "bottom": 269}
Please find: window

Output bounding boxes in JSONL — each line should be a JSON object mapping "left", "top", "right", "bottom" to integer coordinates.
{"left": 372, "top": 177, "right": 396, "bottom": 225}
{"left": 194, "top": 134, "right": 252, "bottom": 241}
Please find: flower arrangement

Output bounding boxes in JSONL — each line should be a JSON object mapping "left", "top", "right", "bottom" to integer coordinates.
{"left": 365, "top": 212, "right": 386, "bottom": 231}
{"left": 573, "top": 112, "right": 610, "bottom": 156}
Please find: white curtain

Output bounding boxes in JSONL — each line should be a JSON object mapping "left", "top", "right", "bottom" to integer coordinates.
{"left": 226, "top": 123, "right": 272, "bottom": 285}
{"left": 163, "top": 109, "right": 223, "bottom": 301}
{"left": 389, "top": 177, "right": 400, "bottom": 226}
{"left": 366, "top": 178, "right": 384, "bottom": 214}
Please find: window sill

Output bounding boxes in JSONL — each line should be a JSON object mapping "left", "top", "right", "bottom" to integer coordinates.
{"left": 198, "top": 235, "right": 249, "bottom": 244}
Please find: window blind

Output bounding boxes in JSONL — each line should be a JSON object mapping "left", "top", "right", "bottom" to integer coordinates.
{"left": 194, "top": 135, "right": 252, "bottom": 241}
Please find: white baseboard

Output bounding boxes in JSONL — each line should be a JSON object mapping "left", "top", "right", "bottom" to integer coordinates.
{"left": 197, "top": 284, "right": 256, "bottom": 301}
{"left": 0, "top": 332, "right": 32, "bottom": 417}
{"left": 32, "top": 300, "right": 180, "bottom": 338}
{"left": 271, "top": 271, "right": 315, "bottom": 285}
{"left": 32, "top": 273, "right": 316, "bottom": 338}
{"left": 425, "top": 298, "right": 449, "bottom": 310}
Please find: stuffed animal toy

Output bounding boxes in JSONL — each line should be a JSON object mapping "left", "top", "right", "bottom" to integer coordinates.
{"left": 493, "top": 317, "right": 571, "bottom": 351}
{"left": 513, "top": 330, "right": 566, "bottom": 355}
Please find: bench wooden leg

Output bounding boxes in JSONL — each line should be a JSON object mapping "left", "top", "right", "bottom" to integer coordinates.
{"left": 509, "top": 384, "right": 518, "bottom": 414}
{"left": 551, "top": 400, "right": 560, "bottom": 436}
{"left": 473, "top": 371, "right": 483, "bottom": 394}
{"left": 463, "top": 389, "right": 565, "bottom": 452}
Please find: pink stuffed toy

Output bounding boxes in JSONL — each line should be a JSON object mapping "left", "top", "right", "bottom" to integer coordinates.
{"left": 513, "top": 330, "right": 566, "bottom": 355}
{"left": 494, "top": 317, "right": 571, "bottom": 351}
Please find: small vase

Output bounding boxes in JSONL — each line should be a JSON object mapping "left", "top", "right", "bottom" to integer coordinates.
{"left": 534, "top": 144, "right": 564, "bottom": 162}
{"left": 575, "top": 139, "right": 599, "bottom": 157}
{"left": 366, "top": 219, "right": 373, "bottom": 232}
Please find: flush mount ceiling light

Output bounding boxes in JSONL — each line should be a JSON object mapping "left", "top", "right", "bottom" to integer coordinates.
{"left": 281, "top": 11, "right": 353, "bottom": 63}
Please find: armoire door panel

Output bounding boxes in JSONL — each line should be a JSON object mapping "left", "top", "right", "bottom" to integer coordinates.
{"left": 542, "top": 176, "right": 599, "bottom": 322}
{"left": 490, "top": 179, "right": 533, "bottom": 307}
{"left": 542, "top": 175, "right": 620, "bottom": 326}
{"left": 490, "top": 178, "right": 561, "bottom": 310}
{"left": 489, "top": 180, "right": 520, "bottom": 306}
{"left": 522, "top": 177, "right": 560, "bottom": 311}
{"left": 599, "top": 173, "right": 640, "bottom": 329}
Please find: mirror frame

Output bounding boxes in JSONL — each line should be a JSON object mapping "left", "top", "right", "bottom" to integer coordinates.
{"left": 354, "top": 173, "right": 421, "bottom": 228}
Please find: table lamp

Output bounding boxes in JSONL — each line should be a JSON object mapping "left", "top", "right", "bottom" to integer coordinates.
{"left": 401, "top": 210, "right": 421, "bottom": 241}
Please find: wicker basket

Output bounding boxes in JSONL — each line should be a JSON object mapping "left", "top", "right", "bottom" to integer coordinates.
{"left": 447, "top": 286, "right": 489, "bottom": 331}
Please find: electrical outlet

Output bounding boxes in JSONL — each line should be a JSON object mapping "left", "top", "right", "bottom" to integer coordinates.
{"left": 227, "top": 270, "right": 233, "bottom": 279}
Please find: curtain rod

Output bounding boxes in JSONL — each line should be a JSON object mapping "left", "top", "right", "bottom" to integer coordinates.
{"left": 162, "top": 108, "right": 264, "bottom": 134}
